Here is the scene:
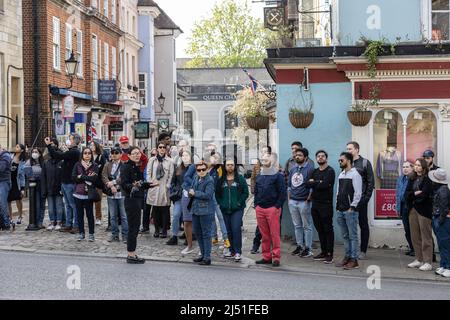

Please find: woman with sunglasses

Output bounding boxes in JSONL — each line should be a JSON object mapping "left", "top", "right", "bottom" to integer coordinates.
{"left": 121, "top": 146, "right": 157, "bottom": 264}
{"left": 72, "top": 147, "right": 100, "bottom": 242}
{"left": 189, "top": 160, "right": 216, "bottom": 265}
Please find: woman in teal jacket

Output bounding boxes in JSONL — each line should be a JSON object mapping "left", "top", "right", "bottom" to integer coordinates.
{"left": 216, "top": 158, "right": 249, "bottom": 261}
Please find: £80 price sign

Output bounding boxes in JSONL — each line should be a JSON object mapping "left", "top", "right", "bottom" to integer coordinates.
{"left": 376, "top": 190, "right": 398, "bottom": 218}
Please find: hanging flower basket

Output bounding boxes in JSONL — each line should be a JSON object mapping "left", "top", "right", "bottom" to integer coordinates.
{"left": 289, "top": 111, "right": 314, "bottom": 129}
{"left": 246, "top": 116, "right": 269, "bottom": 130}
{"left": 347, "top": 110, "right": 372, "bottom": 127}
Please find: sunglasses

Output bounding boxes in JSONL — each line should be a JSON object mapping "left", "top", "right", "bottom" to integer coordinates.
{"left": 158, "top": 146, "right": 166, "bottom": 149}
{"left": 111, "top": 151, "right": 121, "bottom": 155}
{"left": 83, "top": 151, "right": 92, "bottom": 155}
{"left": 196, "top": 168, "right": 207, "bottom": 172}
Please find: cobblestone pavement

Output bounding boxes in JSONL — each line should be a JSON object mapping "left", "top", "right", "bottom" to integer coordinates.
{"left": 1, "top": 196, "right": 449, "bottom": 282}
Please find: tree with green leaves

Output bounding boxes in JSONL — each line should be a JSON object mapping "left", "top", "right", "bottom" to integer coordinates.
{"left": 186, "top": 0, "right": 273, "bottom": 68}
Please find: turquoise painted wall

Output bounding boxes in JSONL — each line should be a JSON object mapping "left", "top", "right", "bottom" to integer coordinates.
{"left": 277, "top": 83, "right": 352, "bottom": 242}
{"left": 338, "top": 0, "right": 422, "bottom": 45}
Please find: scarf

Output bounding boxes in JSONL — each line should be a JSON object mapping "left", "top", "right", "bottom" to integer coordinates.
{"left": 81, "top": 160, "right": 91, "bottom": 171}
{"left": 156, "top": 155, "right": 165, "bottom": 180}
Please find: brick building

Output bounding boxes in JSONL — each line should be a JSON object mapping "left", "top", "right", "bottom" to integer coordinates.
{"left": 23, "top": 0, "right": 123, "bottom": 147}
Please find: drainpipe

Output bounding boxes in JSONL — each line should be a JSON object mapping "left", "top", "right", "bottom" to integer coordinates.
{"left": 31, "top": 0, "right": 41, "bottom": 146}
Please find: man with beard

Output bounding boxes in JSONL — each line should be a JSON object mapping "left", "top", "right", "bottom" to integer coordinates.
{"left": 307, "top": 150, "right": 336, "bottom": 264}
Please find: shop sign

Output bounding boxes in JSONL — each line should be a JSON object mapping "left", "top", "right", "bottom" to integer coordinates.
{"left": 158, "top": 119, "right": 169, "bottom": 134}
{"left": 134, "top": 122, "right": 150, "bottom": 139}
{"left": 109, "top": 121, "right": 124, "bottom": 132}
{"left": 54, "top": 111, "right": 65, "bottom": 135}
{"left": 98, "top": 80, "right": 117, "bottom": 103}
{"left": 62, "top": 95, "right": 75, "bottom": 118}
{"left": 75, "top": 123, "right": 86, "bottom": 143}
{"left": 375, "top": 189, "right": 398, "bottom": 219}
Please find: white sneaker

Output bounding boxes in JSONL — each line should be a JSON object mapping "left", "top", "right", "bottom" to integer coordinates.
{"left": 419, "top": 263, "right": 433, "bottom": 271}
{"left": 198, "top": 251, "right": 202, "bottom": 257}
{"left": 223, "top": 247, "right": 231, "bottom": 257}
{"left": 408, "top": 260, "right": 423, "bottom": 268}
{"left": 54, "top": 225, "right": 61, "bottom": 231}
{"left": 181, "top": 247, "right": 194, "bottom": 255}
{"left": 95, "top": 220, "right": 102, "bottom": 226}
{"left": 436, "top": 267, "right": 445, "bottom": 275}
{"left": 234, "top": 253, "right": 242, "bottom": 261}
{"left": 46, "top": 225, "right": 55, "bottom": 231}
{"left": 442, "top": 269, "right": 450, "bottom": 278}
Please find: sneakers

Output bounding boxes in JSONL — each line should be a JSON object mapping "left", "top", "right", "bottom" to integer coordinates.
{"left": 300, "top": 248, "right": 313, "bottom": 258}
{"left": 442, "top": 269, "right": 450, "bottom": 278}
{"left": 108, "top": 235, "right": 120, "bottom": 242}
{"left": 16, "top": 217, "right": 22, "bottom": 225}
{"left": 95, "top": 219, "right": 102, "bottom": 226}
{"left": 336, "top": 257, "right": 350, "bottom": 268}
{"left": 212, "top": 238, "right": 219, "bottom": 246}
{"left": 199, "top": 260, "right": 211, "bottom": 266}
{"left": 47, "top": 224, "right": 55, "bottom": 231}
{"left": 358, "top": 252, "right": 367, "bottom": 260}
{"left": 181, "top": 247, "right": 194, "bottom": 255}
{"left": 343, "top": 259, "right": 359, "bottom": 270}
{"left": 223, "top": 239, "right": 231, "bottom": 248}
{"left": 419, "top": 263, "right": 433, "bottom": 271}
{"left": 127, "top": 255, "right": 145, "bottom": 264}
{"left": 166, "top": 236, "right": 178, "bottom": 245}
{"left": 60, "top": 226, "right": 72, "bottom": 233}
{"left": 272, "top": 260, "right": 280, "bottom": 267}
{"left": 193, "top": 257, "right": 204, "bottom": 263}
{"left": 140, "top": 228, "right": 149, "bottom": 234}
{"left": 77, "top": 233, "right": 85, "bottom": 241}
{"left": 223, "top": 250, "right": 233, "bottom": 258}
{"left": 160, "top": 231, "right": 168, "bottom": 239}
{"left": 408, "top": 260, "right": 423, "bottom": 268}
{"left": 436, "top": 267, "right": 445, "bottom": 275}
{"left": 324, "top": 254, "right": 334, "bottom": 264}
{"left": 88, "top": 234, "right": 95, "bottom": 242}
{"left": 291, "top": 246, "right": 302, "bottom": 256}
{"left": 54, "top": 224, "right": 62, "bottom": 231}
{"left": 234, "top": 253, "right": 242, "bottom": 262}
{"left": 313, "top": 252, "right": 326, "bottom": 261}
{"left": 255, "top": 259, "right": 272, "bottom": 265}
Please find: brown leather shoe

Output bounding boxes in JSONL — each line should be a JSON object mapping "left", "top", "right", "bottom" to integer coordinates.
{"left": 69, "top": 228, "right": 79, "bottom": 234}
{"left": 335, "top": 256, "right": 350, "bottom": 267}
{"left": 343, "top": 259, "right": 359, "bottom": 270}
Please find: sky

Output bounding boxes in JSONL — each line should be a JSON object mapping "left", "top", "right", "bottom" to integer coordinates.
{"left": 157, "top": 0, "right": 266, "bottom": 58}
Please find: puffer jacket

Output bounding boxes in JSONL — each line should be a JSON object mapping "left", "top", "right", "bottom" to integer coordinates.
{"left": 433, "top": 185, "right": 450, "bottom": 224}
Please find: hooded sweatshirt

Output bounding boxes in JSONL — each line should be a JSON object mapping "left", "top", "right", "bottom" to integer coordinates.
{"left": 254, "top": 166, "right": 286, "bottom": 209}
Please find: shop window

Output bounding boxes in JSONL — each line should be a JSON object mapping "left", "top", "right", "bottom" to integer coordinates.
{"left": 406, "top": 109, "right": 437, "bottom": 161}
{"left": 184, "top": 111, "right": 193, "bottom": 137}
{"left": 373, "top": 110, "right": 404, "bottom": 220}
{"left": 432, "top": 0, "right": 450, "bottom": 40}
{"left": 224, "top": 109, "right": 238, "bottom": 136}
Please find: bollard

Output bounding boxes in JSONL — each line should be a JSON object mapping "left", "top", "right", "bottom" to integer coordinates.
{"left": 26, "top": 178, "right": 40, "bottom": 231}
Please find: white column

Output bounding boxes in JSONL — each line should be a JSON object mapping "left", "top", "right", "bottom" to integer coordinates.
{"left": 439, "top": 104, "right": 450, "bottom": 171}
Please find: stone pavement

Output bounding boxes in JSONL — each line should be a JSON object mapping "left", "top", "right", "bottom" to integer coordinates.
{"left": 1, "top": 196, "right": 449, "bottom": 282}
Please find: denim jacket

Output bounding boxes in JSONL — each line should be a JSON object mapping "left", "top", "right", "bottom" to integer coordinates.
{"left": 396, "top": 175, "right": 410, "bottom": 214}
{"left": 191, "top": 175, "right": 215, "bottom": 216}
{"left": 10, "top": 155, "right": 26, "bottom": 189}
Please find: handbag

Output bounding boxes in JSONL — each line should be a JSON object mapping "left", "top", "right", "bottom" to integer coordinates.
{"left": 88, "top": 185, "right": 101, "bottom": 202}
{"left": 169, "top": 184, "right": 182, "bottom": 202}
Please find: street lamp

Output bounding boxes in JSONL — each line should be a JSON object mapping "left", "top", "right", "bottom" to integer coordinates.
{"left": 158, "top": 92, "right": 166, "bottom": 108}
{"left": 64, "top": 51, "right": 79, "bottom": 89}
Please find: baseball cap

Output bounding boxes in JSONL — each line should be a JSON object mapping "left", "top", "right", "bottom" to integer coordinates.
{"left": 111, "top": 146, "right": 122, "bottom": 154}
{"left": 119, "top": 136, "right": 129, "bottom": 144}
{"left": 422, "top": 150, "right": 435, "bottom": 158}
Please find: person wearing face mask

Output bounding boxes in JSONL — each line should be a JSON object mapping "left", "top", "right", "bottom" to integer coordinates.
{"left": 45, "top": 134, "right": 81, "bottom": 233}
{"left": 396, "top": 161, "right": 415, "bottom": 256}
{"left": 167, "top": 150, "right": 192, "bottom": 248}
{"left": 8, "top": 144, "right": 26, "bottom": 225}
{"left": 24, "top": 148, "right": 46, "bottom": 228}
{"left": 287, "top": 148, "right": 314, "bottom": 258}
{"left": 254, "top": 152, "right": 287, "bottom": 267}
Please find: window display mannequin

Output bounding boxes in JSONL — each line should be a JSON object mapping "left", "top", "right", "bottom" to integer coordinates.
{"left": 377, "top": 145, "right": 402, "bottom": 189}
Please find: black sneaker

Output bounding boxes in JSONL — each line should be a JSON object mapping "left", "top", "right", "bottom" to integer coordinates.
{"left": 199, "top": 260, "right": 211, "bottom": 266}
{"left": 179, "top": 233, "right": 186, "bottom": 239}
{"left": 160, "top": 232, "right": 168, "bottom": 239}
{"left": 193, "top": 257, "right": 204, "bottom": 263}
{"left": 166, "top": 236, "right": 178, "bottom": 245}
{"left": 153, "top": 232, "right": 160, "bottom": 238}
{"left": 313, "top": 252, "right": 326, "bottom": 261}
{"left": 300, "top": 249, "right": 313, "bottom": 258}
{"left": 323, "top": 254, "right": 334, "bottom": 264}
{"left": 291, "top": 246, "right": 302, "bottom": 255}
{"left": 255, "top": 259, "right": 272, "bottom": 265}
{"left": 250, "top": 248, "right": 259, "bottom": 254}
{"left": 127, "top": 255, "right": 145, "bottom": 264}
{"left": 140, "top": 228, "right": 149, "bottom": 234}
{"left": 272, "top": 260, "right": 280, "bottom": 267}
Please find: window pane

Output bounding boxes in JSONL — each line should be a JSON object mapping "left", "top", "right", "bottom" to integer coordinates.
{"left": 406, "top": 109, "right": 437, "bottom": 161}
{"left": 373, "top": 110, "right": 404, "bottom": 219}
{"left": 432, "top": 0, "right": 449, "bottom": 10}
{"left": 432, "top": 12, "right": 450, "bottom": 40}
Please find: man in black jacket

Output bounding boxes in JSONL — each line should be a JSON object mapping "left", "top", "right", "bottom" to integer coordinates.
{"left": 307, "top": 150, "right": 336, "bottom": 264}
{"left": 347, "top": 141, "right": 374, "bottom": 260}
{"left": 45, "top": 134, "right": 81, "bottom": 233}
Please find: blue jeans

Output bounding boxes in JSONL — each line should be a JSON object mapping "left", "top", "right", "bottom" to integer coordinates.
{"left": 223, "top": 210, "right": 244, "bottom": 254}
{"left": 47, "top": 195, "right": 64, "bottom": 223}
{"left": 193, "top": 213, "right": 215, "bottom": 261}
{"left": 337, "top": 211, "right": 359, "bottom": 259}
{"left": 171, "top": 200, "right": 182, "bottom": 237}
{"left": 0, "top": 181, "right": 11, "bottom": 227}
{"left": 433, "top": 217, "right": 450, "bottom": 269}
{"left": 108, "top": 197, "right": 128, "bottom": 237}
{"left": 288, "top": 199, "right": 313, "bottom": 249}
{"left": 212, "top": 202, "right": 228, "bottom": 240}
{"left": 61, "top": 183, "right": 78, "bottom": 228}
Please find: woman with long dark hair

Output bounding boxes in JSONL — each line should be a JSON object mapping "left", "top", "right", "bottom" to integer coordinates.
{"left": 90, "top": 141, "right": 106, "bottom": 226}
{"left": 121, "top": 146, "right": 156, "bottom": 264}
{"left": 407, "top": 158, "right": 434, "bottom": 271}
{"left": 8, "top": 144, "right": 26, "bottom": 225}
{"left": 72, "top": 147, "right": 99, "bottom": 241}
{"left": 24, "top": 147, "right": 46, "bottom": 228}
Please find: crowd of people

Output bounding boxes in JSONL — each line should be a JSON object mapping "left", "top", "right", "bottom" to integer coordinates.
{"left": 0, "top": 136, "right": 449, "bottom": 277}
